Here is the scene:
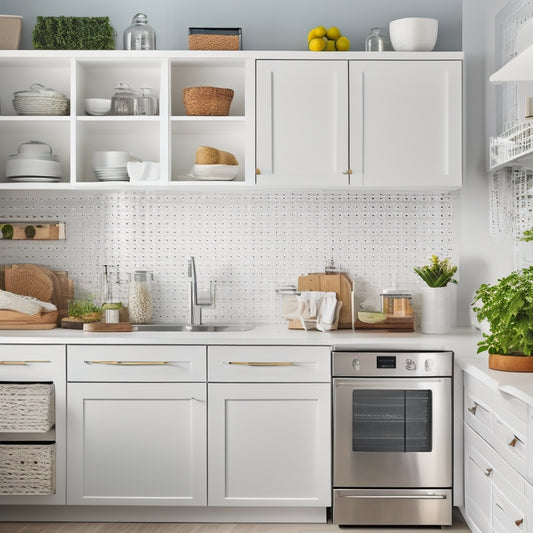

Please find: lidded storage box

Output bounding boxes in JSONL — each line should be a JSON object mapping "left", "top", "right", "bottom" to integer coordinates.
{"left": 188, "top": 27, "right": 242, "bottom": 50}
{"left": 0, "top": 383, "right": 55, "bottom": 432}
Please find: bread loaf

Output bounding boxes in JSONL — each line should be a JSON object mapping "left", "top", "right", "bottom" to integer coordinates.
{"left": 195, "top": 146, "right": 238, "bottom": 166}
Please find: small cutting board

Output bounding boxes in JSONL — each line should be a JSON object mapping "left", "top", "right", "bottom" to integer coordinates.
{"left": 0, "top": 309, "right": 58, "bottom": 329}
{"left": 83, "top": 322, "right": 133, "bottom": 332}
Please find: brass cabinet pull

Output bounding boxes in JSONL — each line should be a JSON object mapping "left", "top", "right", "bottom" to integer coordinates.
{"left": 228, "top": 361, "right": 294, "bottom": 366}
{"left": 256, "top": 168, "right": 261, "bottom": 175}
{"left": 516, "top": 518, "right": 524, "bottom": 527}
{"left": 342, "top": 169, "right": 353, "bottom": 175}
{"left": 0, "top": 360, "right": 51, "bottom": 365}
{"left": 468, "top": 403, "right": 477, "bottom": 415}
{"left": 85, "top": 360, "right": 171, "bottom": 366}
{"left": 509, "top": 435, "right": 520, "bottom": 447}
{"left": 484, "top": 468, "right": 493, "bottom": 477}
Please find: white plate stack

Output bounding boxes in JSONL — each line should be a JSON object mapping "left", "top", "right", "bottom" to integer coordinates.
{"left": 4, "top": 141, "right": 62, "bottom": 183}
{"left": 12, "top": 83, "right": 69, "bottom": 116}
{"left": 93, "top": 151, "right": 139, "bottom": 181}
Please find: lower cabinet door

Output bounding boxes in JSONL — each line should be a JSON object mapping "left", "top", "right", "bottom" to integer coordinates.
{"left": 67, "top": 382, "right": 206, "bottom": 505}
{"left": 208, "top": 382, "right": 331, "bottom": 506}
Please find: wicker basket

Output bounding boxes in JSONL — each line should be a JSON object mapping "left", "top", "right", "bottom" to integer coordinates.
{"left": 0, "top": 383, "right": 55, "bottom": 432}
{"left": 183, "top": 86, "right": 234, "bottom": 116}
{"left": 0, "top": 443, "right": 56, "bottom": 495}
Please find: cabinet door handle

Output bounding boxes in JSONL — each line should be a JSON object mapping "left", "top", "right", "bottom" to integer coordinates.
{"left": 509, "top": 435, "right": 522, "bottom": 447}
{"left": 228, "top": 361, "right": 294, "bottom": 366}
{"left": 0, "top": 360, "right": 51, "bottom": 365}
{"left": 342, "top": 169, "right": 353, "bottom": 175}
{"left": 256, "top": 168, "right": 261, "bottom": 175}
{"left": 84, "top": 360, "right": 171, "bottom": 366}
{"left": 468, "top": 403, "right": 477, "bottom": 415}
{"left": 516, "top": 518, "right": 524, "bottom": 527}
{"left": 484, "top": 468, "right": 493, "bottom": 477}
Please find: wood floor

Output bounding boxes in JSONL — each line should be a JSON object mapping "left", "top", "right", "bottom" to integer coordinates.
{"left": 0, "top": 508, "right": 471, "bottom": 533}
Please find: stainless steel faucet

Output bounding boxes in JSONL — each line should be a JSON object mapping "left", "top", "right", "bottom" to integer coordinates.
{"left": 187, "top": 256, "right": 215, "bottom": 325}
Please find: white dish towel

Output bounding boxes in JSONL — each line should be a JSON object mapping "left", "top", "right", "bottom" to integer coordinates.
{"left": 297, "top": 291, "right": 339, "bottom": 331}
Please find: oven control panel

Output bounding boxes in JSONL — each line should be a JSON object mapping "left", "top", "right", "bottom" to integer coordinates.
{"left": 332, "top": 351, "right": 453, "bottom": 377}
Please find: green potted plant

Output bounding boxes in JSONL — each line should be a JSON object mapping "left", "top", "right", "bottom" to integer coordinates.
{"left": 414, "top": 255, "right": 458, "bottom": 334}
{"left": 473, "top": 265, "right": 533, "bottom": 371}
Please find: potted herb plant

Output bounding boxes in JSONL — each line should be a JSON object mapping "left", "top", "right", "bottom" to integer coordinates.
{"left": 473, "top": 265, "right": 533, "bottom": 371}
{"left": 414, "top": 254, "right": 458, "bottom": 334}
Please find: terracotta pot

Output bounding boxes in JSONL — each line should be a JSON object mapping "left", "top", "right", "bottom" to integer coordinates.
{"left": 489, "top": 353, "right": 533, "bottom": 372}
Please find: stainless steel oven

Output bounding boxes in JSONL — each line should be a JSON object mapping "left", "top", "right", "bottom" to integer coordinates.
{"left": 332, "top": 350, "right": 453, "bottom": 526}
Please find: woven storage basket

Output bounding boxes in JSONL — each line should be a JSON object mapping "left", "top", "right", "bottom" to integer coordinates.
{"left": 183, "top": 86, "right": 234, "bottom": 116}
{"left": 0, "top": 443, "right": 55, "bottom": 495}
{"left": 0, "top": 383, "right": 55, "bottom": 432}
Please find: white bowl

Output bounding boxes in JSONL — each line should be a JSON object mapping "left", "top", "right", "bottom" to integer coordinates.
{"left": 127, "top": 161, "right": 160, "bottom": 182}
{"left": 84, "top": 98, "right": 111, "bottom": 116}
{"left": 189, "top": 164, "right": 239, "bottom": 181}
{"left": 92, "top": 151, "right": 139, "bottom": 170}
{"left": 389, "top": 17, "right": 438, "bottom": 52}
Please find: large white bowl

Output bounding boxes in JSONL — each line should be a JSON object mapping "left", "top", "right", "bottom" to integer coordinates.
{"left": 188, "top": 164, "right": 239, "bottom": 181}
{"left": 389, "top": 17, "right": 438, "bottom": 52}
{"left": 84, "top": 98, "right": 111, "bottom": 116}
{"left": 92, "top": 151, "right": 139, "bottom": 170}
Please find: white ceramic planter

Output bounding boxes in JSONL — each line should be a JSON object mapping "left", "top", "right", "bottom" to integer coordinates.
{"left": 420, "top": 286, "right": 451, "bottom": 334}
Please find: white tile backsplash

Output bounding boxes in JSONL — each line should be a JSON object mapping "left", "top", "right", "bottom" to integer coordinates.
{"left": 0, "top": 190, "right": 458, "bottom": 325}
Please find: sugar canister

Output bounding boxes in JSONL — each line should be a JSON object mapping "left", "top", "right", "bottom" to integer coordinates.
{"left": 128, "top": 270, "right": 153, "bottom": 324}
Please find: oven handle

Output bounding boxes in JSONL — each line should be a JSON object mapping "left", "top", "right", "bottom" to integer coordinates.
{"left": 340, "top": 494, "right": 447, "bottom": 500}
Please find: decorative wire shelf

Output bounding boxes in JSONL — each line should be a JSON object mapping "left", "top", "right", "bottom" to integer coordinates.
{"left": 490, "top": 120, "right": 533, "bottom": 169}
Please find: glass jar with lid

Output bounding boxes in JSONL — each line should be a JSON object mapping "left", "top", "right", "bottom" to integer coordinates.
{"left": 365, "top": 27, "right": 393, "bottom": 51}
{"left": 135, "top": 87, "right": 158, "bottom": 116}
{"left": 128, "top": 270, "right": 154, "bottom": 324}
{"left": 111, "top": 82, "right": 136, "bottom": 115}
{"left": 123, "top": 13, "right": 156, "bottom": 50}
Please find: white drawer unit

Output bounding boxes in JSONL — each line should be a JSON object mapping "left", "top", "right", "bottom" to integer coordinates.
{"left": 464, "top": 372, "right": 495, "bottom": 445}
{"left": 208, "top": 345, "right": 330, "bottom": 382}
{"left": 67, "top": 345, "right": 206, "bottom": 382}
{"left": 0, "top": 344, "right": 66, "bottom": 505}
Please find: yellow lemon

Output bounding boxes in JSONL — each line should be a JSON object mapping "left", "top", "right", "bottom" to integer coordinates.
{"left": 335, "top": 36, "right": 350, "bottom": 51}
{"left": 307, "top": 26, "right": 327, "bottom": 42}
{"left": 326, "top": 26, "right": 341, "bottom": 41}
{"left": 325, "top": 39, "right": 336, "bottom": 51}
{"left": 309, "top": 37, "right": 326, "bottom": 51}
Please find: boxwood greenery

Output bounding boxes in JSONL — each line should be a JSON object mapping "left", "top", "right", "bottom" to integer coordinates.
{"left": 32, "top": 16, "right": 116, "bottom": 50}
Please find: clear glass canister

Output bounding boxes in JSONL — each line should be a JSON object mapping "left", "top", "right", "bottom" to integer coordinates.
{"left": 135, "top": 87, "right": 158, "bottom": 115}
{"left": 381, "top": 290, "right": 413, "bottom": 316}
{"left": 124, "top": 13, "right": 156, "bottom": 50}
{"left": 128, "top": 270, "right": 154, "bottom": 324}
{"left": 111, "top": 82, "right": 136, "bottom": 115}
{"left": 365, "top": 27, "right": 393, "bottom": 52}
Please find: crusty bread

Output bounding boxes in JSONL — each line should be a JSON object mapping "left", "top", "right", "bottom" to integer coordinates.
{"left": 195, "top": 145, "right": 238, "bottom": 166}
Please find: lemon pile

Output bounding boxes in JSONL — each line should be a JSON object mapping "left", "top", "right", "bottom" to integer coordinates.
{"left": 308, "top": 26, "right": 350, "bottom": 51}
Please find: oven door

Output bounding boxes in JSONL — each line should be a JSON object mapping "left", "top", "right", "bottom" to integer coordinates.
{"left": 333, "top": 377, "right": 452, "bottom": 488}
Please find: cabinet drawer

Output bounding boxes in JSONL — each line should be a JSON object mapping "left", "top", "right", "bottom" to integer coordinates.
{"left": 208, "top": 345, "right": 331, "bottom": 382}
{"left": 494, "top": 416, "right": 528, "bottom": 477}
{"left": 493, "top": 486, "right": 525, "bottom": 532}
{"left": 464, "top": 374, "right": 494, "bottom": 444}
{"left": 0, "top": 345, "right": 65, "bottom": 382}
{"left": 67, "top": 345, "right": 206, "bottom": 382}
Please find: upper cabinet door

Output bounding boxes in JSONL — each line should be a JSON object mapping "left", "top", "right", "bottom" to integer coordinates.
{"left": 350, "top": 61, "right": 462, "bottom": 188}
{"left": 256, "top": 60, "right": 349, "bottom": 187}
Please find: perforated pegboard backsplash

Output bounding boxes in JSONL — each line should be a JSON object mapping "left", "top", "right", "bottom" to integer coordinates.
{"left": 0, "top": 191, "right": 458, "bottom": 325}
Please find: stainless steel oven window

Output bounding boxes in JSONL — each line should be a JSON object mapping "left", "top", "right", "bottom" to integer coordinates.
{"left": 352, "top": 389, "right": 432, "bottom": 452}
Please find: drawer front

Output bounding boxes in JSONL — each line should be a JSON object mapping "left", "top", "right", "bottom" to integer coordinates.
{"left": 494, "top": 416, "right": 528, "bottom": 477}
{"left": 493, "top": 486, "right": 525, "bottom": 533}
{"left": 208, "top": 345, "right": 331, "bottom": 382}
{"left": 67, "top": 345, "right": 206, "bottom": 382}
{"left": 0, "top": 345, "right": 65, "bottom": 382}
{"left": 464, "top": 374, "right": 494, "bottom": 444}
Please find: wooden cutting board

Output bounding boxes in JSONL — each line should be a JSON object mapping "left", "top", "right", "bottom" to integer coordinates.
{"left": 288, "top": 272, "right": 353, "bottom": 329}
{"left": 83, "top": 322, "right": 133, "bottom": 332}
{"left": 0, "top": 309, "right": 58, "bottom": 329}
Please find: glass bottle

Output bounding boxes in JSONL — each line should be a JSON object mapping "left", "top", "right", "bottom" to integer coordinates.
{"left": 365, "top": 27, "right": 393, "bottom": 52}
{"left": 111, "top": 82, "right": 136, "bottom": 115}
{"left": 128, "top": 270, "right": 153, "bottom": 324}
{"left": 123, "top": 13, "right": 156, "bottom": 51}
{"left": 135, "top": 87, "right": 158, "bottom": 116}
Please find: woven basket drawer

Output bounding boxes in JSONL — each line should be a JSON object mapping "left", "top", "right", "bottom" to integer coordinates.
{"left": 0, "top": 443, "right": 56, "bottom": 495}
{"left": 0, "top": 384, "right": 55, "bottom": 432}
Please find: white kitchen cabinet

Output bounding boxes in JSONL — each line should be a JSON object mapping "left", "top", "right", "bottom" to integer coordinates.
{"left": 256, "top": 57, "right": 462, "bottom": 189}
{"left": 349, "top": 60, "right": 462, "bottom": 188}
{"left": 0, "top": 344, "right": 66, "bottom": 505}
{"left": 66, "top": 345, "right": 207, "bottom": 506}
{"left": 207, "top": 345, "right": 331, "bottom": 507}
{"left": 255, "top": 60, "right": 350, "bottom": 187}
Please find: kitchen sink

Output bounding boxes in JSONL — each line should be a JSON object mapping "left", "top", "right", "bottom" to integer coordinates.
{"left": 132, "top": 323, "right": 255, "bottom": 332}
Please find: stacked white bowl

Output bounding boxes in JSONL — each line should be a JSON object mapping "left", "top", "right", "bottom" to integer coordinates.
{"left": 4, "top": 140, "right": 62, "bottom": 183}
{"left": 93, "top": 151, "right": 139, "bottom": 181}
